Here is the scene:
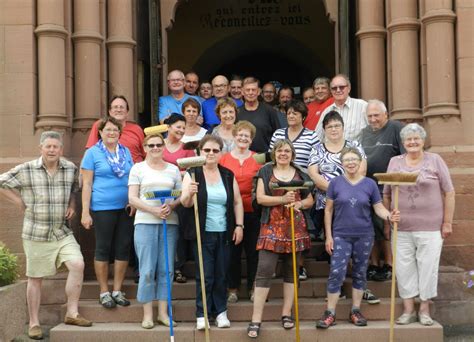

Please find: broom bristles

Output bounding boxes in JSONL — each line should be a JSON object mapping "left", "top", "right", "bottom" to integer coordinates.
{"left": 177, "top": 156, "right": 206, "bottom": 169}
{"left": 374, "top": 172, "right": 419, "bottom": 185}
{"left": 144, "top": 124, "right": 168, "bottom": 136}
{"left": 144, "top": 189, "right": 182, "bottom": 200}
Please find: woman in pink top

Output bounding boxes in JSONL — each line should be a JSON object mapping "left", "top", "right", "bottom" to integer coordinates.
{"left": 383, "top": 123, "right": 455, "bottom": 326}
{"left": 162, "top": 113, "right": 195, "bottom": 284}
{"left": 219, "top": 121, "right": 261, "bottom": 303}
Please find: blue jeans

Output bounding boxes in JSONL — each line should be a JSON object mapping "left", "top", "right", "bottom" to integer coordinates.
{"left": 134, "top": 223, "right": 178, "bottom": 302}
{"left": 194, "top": 231, "right": 229, "bottom": 318}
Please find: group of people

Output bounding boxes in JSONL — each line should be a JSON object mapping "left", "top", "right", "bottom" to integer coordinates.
{"left": 0, "top": 70, "right": 454, "bottom": 340}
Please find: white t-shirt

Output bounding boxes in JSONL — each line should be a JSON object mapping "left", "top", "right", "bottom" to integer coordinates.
{"left": 128, "top": 161, "right": 182, "bottom": 225}
{"left": 181, "top": 127, "right": 207, "bottom": 143}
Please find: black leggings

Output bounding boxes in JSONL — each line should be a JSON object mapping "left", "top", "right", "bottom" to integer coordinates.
{"left": 227, "top": 212, "right": 260, "bottom": 292}
{"left": 92, "top": 209, "right": 134, "bottom": 261}
{"left": 255, "top": 249, "right": 301, "bottom": 288}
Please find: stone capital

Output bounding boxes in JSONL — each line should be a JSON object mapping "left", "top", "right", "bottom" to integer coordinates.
{"left": 356, "top": 26, "right": 386, "bottom": 40}
{"left": 72, "top": 30, "right": 104, "bottom": 44}
{"left": 34, "top": 24, "right": 68, "bottom": 39}
{"left": 421, "top": 9, "right": 456, "bottom": 25}
{"left": 387, "top": 18, "right": 420, "bottom": 33}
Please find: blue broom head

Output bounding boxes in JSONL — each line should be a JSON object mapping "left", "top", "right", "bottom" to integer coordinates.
{"left": 144, "top": 189, "right": 182, "bottom": 200}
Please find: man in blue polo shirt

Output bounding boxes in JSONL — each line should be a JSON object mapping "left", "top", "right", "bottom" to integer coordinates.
{"left": 157, "top": 69, "right": 201, "bottom": 123}
{"left": 202, "top": 75, "right": 243, "bottom": 130}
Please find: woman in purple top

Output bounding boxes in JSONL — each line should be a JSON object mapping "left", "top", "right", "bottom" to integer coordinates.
{"left": 316, "top": 147, "right": 399, "bottom": 329}
{"left": 383, "top": 123, "right": 455, "bottom": 326}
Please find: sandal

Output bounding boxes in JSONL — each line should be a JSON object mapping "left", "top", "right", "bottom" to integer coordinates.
{"left": 174, "top": 270, "right": 187, "bottom": 283}
{"left": 281, "top": 316, "right": 295, "bottom": 330}
{"left": 247, "top": 322, "right": 261, "bottom": 338}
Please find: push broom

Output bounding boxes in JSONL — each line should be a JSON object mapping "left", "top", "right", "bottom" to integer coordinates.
{"left": 374, "top": 172, "right": 418, "bottom": 342}
{"left": 144, "top": 189, "right": 182, "bottom": 342}
{"left": 176, "top": 156, "right": 210, "bottom": 342}
{"left": 269, "top": 179, "right": 314, "bottom": 342}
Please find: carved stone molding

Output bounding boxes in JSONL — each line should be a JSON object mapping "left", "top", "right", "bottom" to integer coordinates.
{"left": 387, "top": 18, "right": 420, "bottom": 33}
{"left": 34, "top": 24, "right": 68, "bottom": 39}
{"left": 421, "top": 9, "right": 456, "bottom": 25}
{"left": 72, "top": 31, "right": 104, "bottom": 43}
{"left": 356, "top": 26, "right": 386, "bottom": 40}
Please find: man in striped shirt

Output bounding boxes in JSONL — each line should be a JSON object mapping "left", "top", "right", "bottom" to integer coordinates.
{"left": 314, "top": 74, "right": 368, "bottom": 142}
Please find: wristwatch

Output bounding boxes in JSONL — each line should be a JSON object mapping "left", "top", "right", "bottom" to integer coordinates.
{"left": 236, "top": 224, "right": 244, "bottom": 229}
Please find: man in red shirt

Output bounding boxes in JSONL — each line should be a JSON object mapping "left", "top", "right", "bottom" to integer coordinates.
{"left": 85, "top": 95, "right": 145, "bottom": 163}
{"left": 304, "top": 77, "right": 334, "bottom": 130}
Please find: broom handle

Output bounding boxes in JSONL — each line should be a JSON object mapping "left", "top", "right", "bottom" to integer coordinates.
{"left": 389, "top": 185, "right": 399, "bottom": 342}
{"left": 290, "top": 206, "right": 300, "bottom": 342}
{"left": 192, "top": 173, "right": 210, "bottom": 342}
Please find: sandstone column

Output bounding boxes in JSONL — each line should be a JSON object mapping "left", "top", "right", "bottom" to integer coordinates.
{"left": 34, "top": 0, "right": 69, "bottom": 129}
{"left": 72, "top": 0, "right": 103, "bottom": 130}
{"left": 356, "top": 0, "right": 386, "bottom": 102}
{"left": 421, "top": 0, "right": 461, "bottom": 145}
{"left": 386, "top": 0, "right": 422, "bottom": 121}
{"left": 455, "top": 0, "right": 474, "bottom": 145}
{"left": 106, "top": 0, "right": 136, "bottom": 119}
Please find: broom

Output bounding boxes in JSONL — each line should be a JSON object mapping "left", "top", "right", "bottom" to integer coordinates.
{"left": 374, "top": 172, "right": 418, "bottom": 342}
{"left": 144, "top": 189, "right": 182, "bottom": 342}
{"left": 177, "top": 156, "right": 210, "bottom": 342}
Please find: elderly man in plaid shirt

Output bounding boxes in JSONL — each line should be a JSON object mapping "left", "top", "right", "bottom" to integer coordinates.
{"left": 0, "top": 131, "right": 91, "bottom": 340}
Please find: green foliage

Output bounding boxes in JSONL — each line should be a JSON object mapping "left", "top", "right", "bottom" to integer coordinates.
{"left": 0, "top": 243, "right": 19, "bottom": 287}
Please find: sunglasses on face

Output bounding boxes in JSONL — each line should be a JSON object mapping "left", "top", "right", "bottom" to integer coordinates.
{"left": 202, "top": 148, "right": 221, "bottom": 154}
{"left": 146, "top": 143, "right": 164, "bottom": 148}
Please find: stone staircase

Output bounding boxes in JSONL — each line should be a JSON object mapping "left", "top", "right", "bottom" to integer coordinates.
{"left": 48, "top": 245, "right": 444, "bottom": 342}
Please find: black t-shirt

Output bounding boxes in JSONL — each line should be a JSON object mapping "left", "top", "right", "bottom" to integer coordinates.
{"left": 360, "top": 120, "right": 406, "bottom": 190}
{"left": 237, "top": 102, "right": 281, "bottom": 153}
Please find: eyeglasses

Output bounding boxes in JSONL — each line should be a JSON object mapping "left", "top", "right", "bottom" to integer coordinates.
{"left": 330, "top": 85, "right": 348, "bottom": 92}
{"left": 213, "top": 84, "right": 228, "bottom": 89}
{"left": 146, "top": 143, "right": 164, "bottom": 148}
{"left": 111, "top": 105, "right": 126, "bottom": 110}
{"left": 325, "top": 123, "right": 343, "bottom": 130}
{"left": 342, "top": 157, "right": 361, "bottom": 163}
{"left": 202, "top": 148, "right": 221, "bottom": 154}
{"left": 168, "top": 78, "right": 184, "bottom": 83}
{"left": 102, "top": 128, "right": 120, "bottom": 133}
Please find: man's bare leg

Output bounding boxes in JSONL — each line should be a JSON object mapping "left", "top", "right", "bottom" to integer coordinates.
{"left": 27, "top": 277, "right": 43, "bottom": 328}
{"left": 64, "top": 259, "right": 85, "bottom": 317}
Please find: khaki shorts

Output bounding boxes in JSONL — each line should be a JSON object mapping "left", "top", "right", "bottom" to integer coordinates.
{"left": 23, "top": 234, "right": 83, "bottom": 278}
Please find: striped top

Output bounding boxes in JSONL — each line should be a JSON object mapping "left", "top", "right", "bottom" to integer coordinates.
{"left": 314, "top": 97, "right": 368, "bottom": 142}
{"left": 269, "top": 127, "right": 319, "bottom": 171}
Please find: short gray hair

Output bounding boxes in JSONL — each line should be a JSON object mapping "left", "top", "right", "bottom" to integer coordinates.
{"left": 400, "top": 123, "right": 427, "bottom": 141}
{"left": 331, "top": 74, "right": 351, "bottom": 88}
{"left": 40, "top": 131, "right": 63, "bottom": 146}
{"left": 367, "top": 99, "right": 387, "bottom": 114}
{"left": 313, "top": 77, "right": 330, "bottom": 88}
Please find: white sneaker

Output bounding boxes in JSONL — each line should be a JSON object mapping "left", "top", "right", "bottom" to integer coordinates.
{"left": 196, "top": 317, "right": 209, "bottom": 330}
{"left": 215, "top": 311, "right": 231, "bottom": 328}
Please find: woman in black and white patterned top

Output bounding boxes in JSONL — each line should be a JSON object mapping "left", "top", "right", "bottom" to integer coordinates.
{"left": 307, "top": 111, "right": 366, "bottom": 233}
{"left": 269, "top": 100, "right": 319, "bottom": 172}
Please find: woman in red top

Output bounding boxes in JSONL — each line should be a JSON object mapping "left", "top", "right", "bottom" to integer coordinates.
{"left": 219, "top": 121, "right": 261, "bottom": 303}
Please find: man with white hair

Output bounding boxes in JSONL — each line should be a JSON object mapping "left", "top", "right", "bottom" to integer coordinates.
{"left": 0, "top": 131, "right": 92, "bottom": 340}
{"left": 360, "top": 99, "right": 405, "bottom": 282}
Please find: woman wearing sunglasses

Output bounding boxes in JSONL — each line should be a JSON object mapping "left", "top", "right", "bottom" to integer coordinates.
{"left": 180, "top": 135, "right": 244, "bottom": 330}
{"left": 128, "top": 133, "right": 182, "bottom": 329}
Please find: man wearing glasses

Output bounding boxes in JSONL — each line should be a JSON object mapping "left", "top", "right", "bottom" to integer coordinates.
{"left": 158, "top": 69, "right": 201, "bottom": 123}
{"left": 202, "top": 75, "right": 243, "bottom": 130}
{"left": 314, "top": 74, "right": 368, "bottom": 142}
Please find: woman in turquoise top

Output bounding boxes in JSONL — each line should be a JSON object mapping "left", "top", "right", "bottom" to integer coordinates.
{"left": 180, "top": 135, "right": 244, "bottom": 330}
{"left": 81, "top": 117, "right": 134, "bottom": 309}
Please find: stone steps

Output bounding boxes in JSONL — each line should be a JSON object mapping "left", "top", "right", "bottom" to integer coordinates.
{"left": 50, "top": 321, "right": 444, "bottom": 342}
{"left": 79, "top": 278, "right": 397, "bottom": 300}
{"left": 65, "top": 297, "right": 405, "bottom": 323}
